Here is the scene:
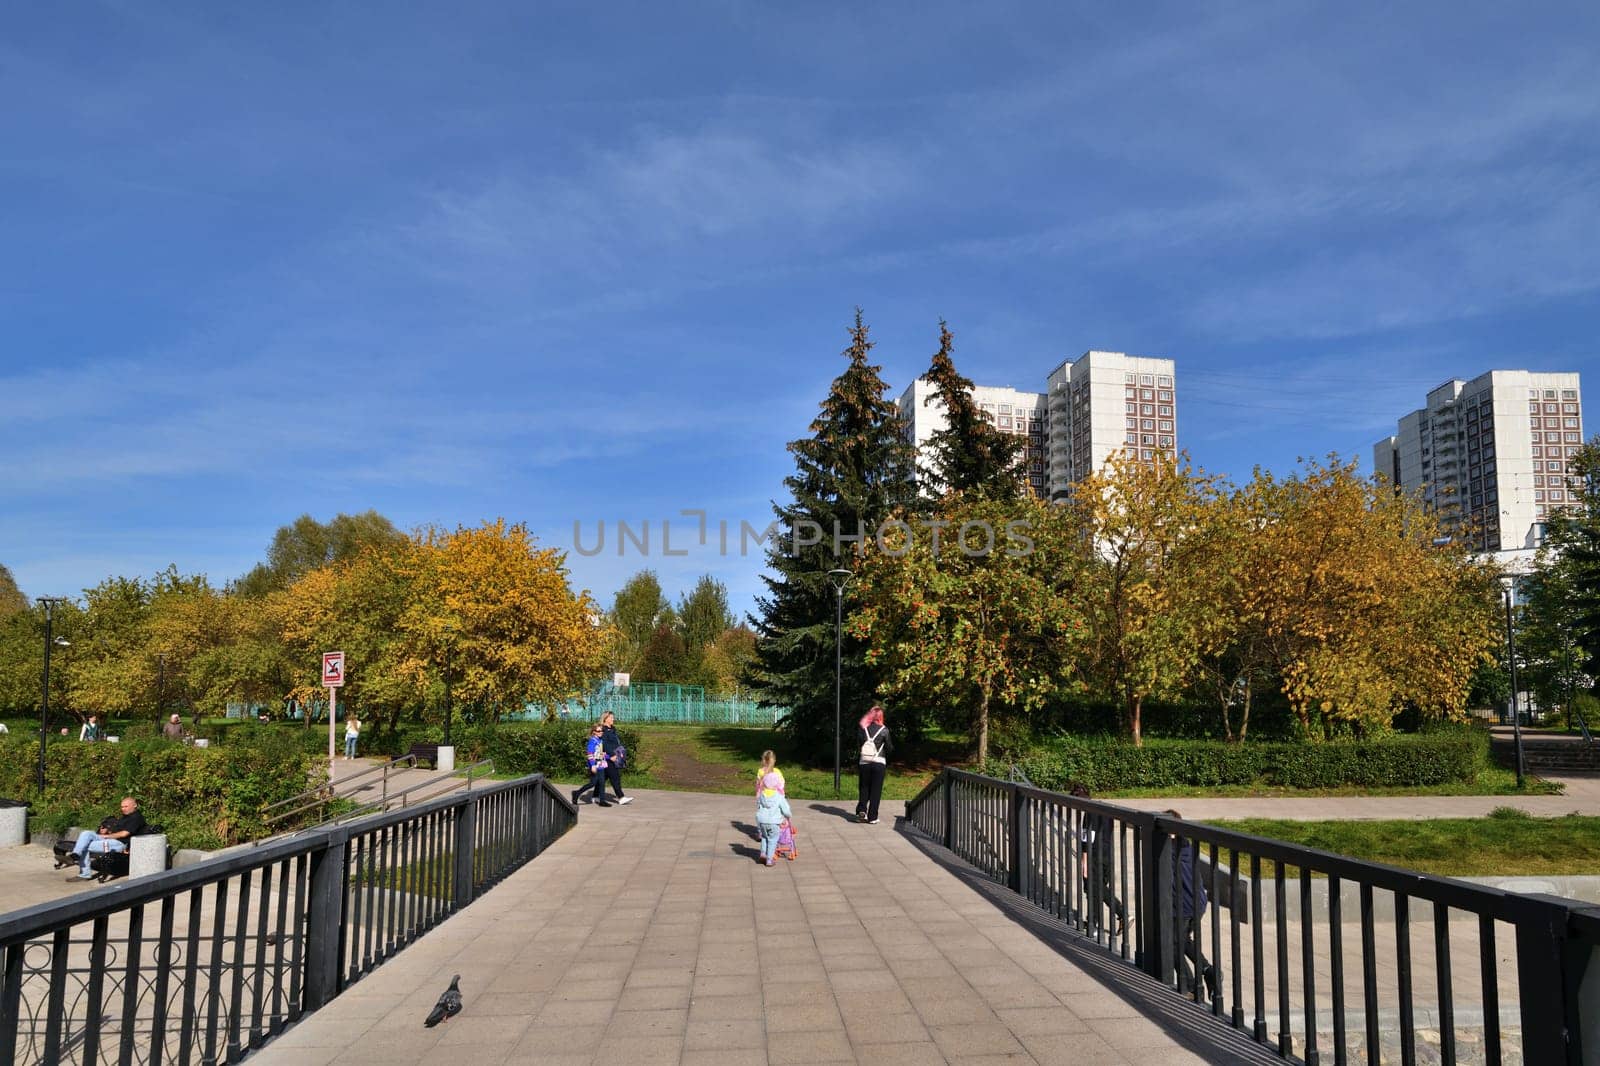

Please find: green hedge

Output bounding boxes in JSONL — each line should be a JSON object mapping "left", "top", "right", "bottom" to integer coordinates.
{"left": 986, "top": 732, "right": 1487, "bottom": 792}
{"left": 0, "top": 731, "right": 320, "bottom": 851}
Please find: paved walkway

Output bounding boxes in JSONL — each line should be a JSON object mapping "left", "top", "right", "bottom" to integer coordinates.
{"left": 1112, "top": 772, "right": 1600, "bottom": 821}
{"left": 249, "top": 789, "right": 1282, "bottom": 1066}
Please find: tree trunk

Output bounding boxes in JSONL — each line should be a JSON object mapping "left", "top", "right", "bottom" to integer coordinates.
{"left": 977, "top": 688, "right": 991, "bottom": 764}
{"left": 1239, "top": 684, "right": 1253, "bottom": 741}
{"left": 1129, "top": 693, "right": 1143, "bottom": 748}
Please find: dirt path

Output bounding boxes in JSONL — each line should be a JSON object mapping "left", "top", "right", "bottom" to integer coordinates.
{"left": 645, "top": 730, "right": 748, "bottom": 791}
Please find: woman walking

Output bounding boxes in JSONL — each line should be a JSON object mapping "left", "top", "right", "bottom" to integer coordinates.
{"left": 344, "top": 715, "right": 361, "bottom": 759}
{"left": 855, "top": 705, "right": 891, "bottom": 824}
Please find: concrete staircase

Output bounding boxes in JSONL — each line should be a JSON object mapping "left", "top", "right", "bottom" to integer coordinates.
{"left": 1491, "top": 729, "right": 1600, "bottom": 773}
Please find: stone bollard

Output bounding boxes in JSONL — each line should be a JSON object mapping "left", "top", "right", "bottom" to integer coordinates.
{"left": 0, "top": 805, "right": 26, "bottom": 848}
{"left": 129, "top": 833, "right": 168, "bottom": 879}
{"left": 436, "top": 745, "right": 456, "bottom": 772}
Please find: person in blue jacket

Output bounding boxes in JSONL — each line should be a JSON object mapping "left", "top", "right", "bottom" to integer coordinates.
{"left": 1166, "top": 809, "right": 1216, "bottom": 999}
{"left": 755, "top": 774, "right": 792, "bottom": 867}
{"left": 571, "top": 723, "right": 613, "bottom": 808}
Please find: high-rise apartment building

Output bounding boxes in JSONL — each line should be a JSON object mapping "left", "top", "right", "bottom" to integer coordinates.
{"left": 895, "top": 350, "right": 1177, "bottom": 500}
{"left": 896, "top": 380, "right": 1048, "bottom": 497}
{"left": 1374, "top": 371, "right": 1583, "bottom": 552}
{"left": 1045, "top": 351, "right": 1178, "bottom": 499}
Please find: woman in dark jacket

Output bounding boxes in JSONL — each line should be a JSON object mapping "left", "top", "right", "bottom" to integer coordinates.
{"left": 855, "top": 705, "right": 891, "bottom": 824}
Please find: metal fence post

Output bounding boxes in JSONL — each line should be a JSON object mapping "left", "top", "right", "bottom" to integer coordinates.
{"left": 302, "top": 830, "right": 347, "bottom": 1010}
{"left": 942, "top": 773, "right": 954, "bottom": 851}
{"left": 1511, "top": 893, "right": 1578, "bottom": 1064}
{"left": 1571, "top": 906, "right": 1600, "bottom": 1066}
{"left": 1141, "top": 815, "right": 1170, "bottom": 982}
{"left": 1007, "top": 782, "right": 1022, "bottom": 893}
{"left": 453, "top": 799, "right": 478, "bottom": 910}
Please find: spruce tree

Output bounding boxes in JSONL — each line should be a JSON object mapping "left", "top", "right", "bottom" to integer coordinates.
{"left": 922, "top": 320, "right": 1026, "bottom": 502}
{"left": 750, "top": 309, "right": 919, "bottom": 760}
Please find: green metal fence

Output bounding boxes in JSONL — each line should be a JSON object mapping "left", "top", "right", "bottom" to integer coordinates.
{"left": 534, "top": 682, "right": 787, "bottom": 725}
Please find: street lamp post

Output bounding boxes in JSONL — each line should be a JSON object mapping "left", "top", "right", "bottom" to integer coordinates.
{"left": 1500, "top": 576, "right": 1525, "bottom": 789}
{"left": 826, "top": 569, "right": 854, "bottom": 797}
{"left": 36, "top": 597, "right": 68, "bottom": 795}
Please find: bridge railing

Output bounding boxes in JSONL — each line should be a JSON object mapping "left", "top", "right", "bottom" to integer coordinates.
{"left": 0, "top": 773, "right": 576, "bottom": 1066}
{"left": 907, "top": 768, "right": 1596, "bottom": 1065}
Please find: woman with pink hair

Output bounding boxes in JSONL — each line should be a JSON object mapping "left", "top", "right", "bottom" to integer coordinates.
{"left": 855, "top": 705, "right": 892, "bottom": 824}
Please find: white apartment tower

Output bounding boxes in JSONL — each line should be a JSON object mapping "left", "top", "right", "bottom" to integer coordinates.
{"left": 895, "top": 350, "right": 1177, "bottom": 500}
{"left": 896, "top": 379, "right": 1048, "bottom": 497}
{"left": 1045, "top": 351, "right": 1178, "bottom": 499}
{"left": 1374, "top": 370, "right": 1584, "bottom": 553}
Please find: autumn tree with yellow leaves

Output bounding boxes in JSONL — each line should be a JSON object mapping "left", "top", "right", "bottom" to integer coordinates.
{"left": 1069, "top": 451, "right": 1227, "bottom": 747}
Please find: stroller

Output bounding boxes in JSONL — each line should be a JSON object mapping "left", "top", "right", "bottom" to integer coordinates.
{"left": 774, "top": 820, "right": 798, "bottom": 862}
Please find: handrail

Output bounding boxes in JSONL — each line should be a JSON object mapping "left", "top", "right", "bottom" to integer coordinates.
{"left": 1576, "top": 705, "right": 1595, "bottom": 747}
{"left": 286, "top": 759, "right": 499, "bottom": 835}
{"left": 0, "top": 773, "right": 577, "bottom": 1065}
{"left": 908, "top": 767, "right": 1589, "bottom": 1065}
{"left": 262, "top": 753, "right": 419, "bottom": 827}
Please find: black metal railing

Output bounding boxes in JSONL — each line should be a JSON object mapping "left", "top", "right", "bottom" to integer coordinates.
{"left": 906, "top": 768, "right": 1597, "bottom": 1065}
{"left": 0, "top": 773, "right": 576, "bottom": 1066}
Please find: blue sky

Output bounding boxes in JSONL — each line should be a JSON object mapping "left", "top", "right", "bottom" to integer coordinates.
{"left": 3, "top": 1, "right": 1597, "bottom": 618}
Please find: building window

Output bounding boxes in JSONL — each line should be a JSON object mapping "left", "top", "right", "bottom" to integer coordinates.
{"left": 1158, "top": 376, "right": 1172, "bottom": 386}
{"left": 1142, "top": 404, "right": 1154, "bottom": 415}
{"left": 1564, "top": 389, "right": 1578, "bottom": 399}
{"left": 1535, "top": 475, "right": 1546, "bottom": 487}
{"left": 1569, "top": 446, "right": 1582, "bottom": 456}
{"left": 1533, "top": 447, "right": 1543, "bottom": 457}
{"left": 1536, "top": 491, "right": 1547, "bottom": 501}
{"left": 1126, "top": 402, "right": 1136, "bottom": 414}
{"left": 1126, "top": 373, "right": 1138, "bottom": 383}
{"left": 1546, "top": 389, "right": 1557, "bottom": 398}
{"left": 1158, "top": 435, "right": 1173, "bottom": 447}
{"left": 1158, "top": 405, "right": 1172, "bottom": 416}
{"left": 1545, "top": 403, "right": 1559, "bottom": 414}
{"left": 1159, "top": 420, "right": 1173, "bottom": 431}
{"left": 1565, "top": 403, "right": 1578, "bottom": 413}
{"left": 1552, "top": 491, "right": 1566, "bottom": 502}
{"left": 1565, "top": 418, "right": 1579, "bottom": 428}
{"left": 1142, "top": 448, "right": 1155, "bottom": 460}
{"left": 1142, "top": 434, "right": 1154, "bottom": 445}
{"left": 1141, "top": 389, "right": 1154, "bottom": 401}
{"left": 1141, "top": 375, "right": 1154, "bottom": 385}
{"left": 1126, "top": 418, "right": 1137, "bottom": 429}
{"left": 1126, "top": 432, "right": 1137, "bottom": 444}
{"left": 1568, "top": 432, "right": 1581, "bottom": 442}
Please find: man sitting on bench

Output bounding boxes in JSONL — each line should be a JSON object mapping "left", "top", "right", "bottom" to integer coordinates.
{"left": 66, "top": 797, "right": 146, "bottom": 882}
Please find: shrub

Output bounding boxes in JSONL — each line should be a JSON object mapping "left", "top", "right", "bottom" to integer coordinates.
{"left": 986, "top": 732, "right": 1486, "bottom": 792}
{"left": 0, "top": 734, "right": 319, "bottom": 851}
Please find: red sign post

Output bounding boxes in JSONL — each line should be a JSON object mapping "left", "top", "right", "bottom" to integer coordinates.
{"left": 322, "top": 652, "right": 345, "bottom": 776}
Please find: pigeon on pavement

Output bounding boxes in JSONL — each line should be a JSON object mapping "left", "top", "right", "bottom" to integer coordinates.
{"left": 424, "top": 974, "right": 462, "bottom": 1027}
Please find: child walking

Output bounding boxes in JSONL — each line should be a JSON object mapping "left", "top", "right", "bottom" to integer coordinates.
{"left": 754, "top": 750, "right": 786, "bottom": 796}
{"left": 755, "top": 772, "right": 792, "bottom": 867}
{"left": 573, "top": 722, "right": 614, "bottom": 808}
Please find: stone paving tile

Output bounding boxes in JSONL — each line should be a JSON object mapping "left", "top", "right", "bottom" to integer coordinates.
{"left": 242, "top": 789, "right": 1285, "bottom": 1066}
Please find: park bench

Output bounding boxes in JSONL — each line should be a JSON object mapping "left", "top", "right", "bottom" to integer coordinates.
{"left": 53, "top": 823, "right": 165, "bottom": 881}
{"left": 406, "top": 742, "right": 441, "bottom": 769}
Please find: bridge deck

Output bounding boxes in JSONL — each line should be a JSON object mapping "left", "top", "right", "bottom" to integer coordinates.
{"left": 249, "top": 789, "right": 1279, "bottom": 1066}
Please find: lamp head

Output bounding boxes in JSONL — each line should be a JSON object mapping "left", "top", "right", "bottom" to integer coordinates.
{"left": 825, "top": 568, "right": 854, "bottom": 592}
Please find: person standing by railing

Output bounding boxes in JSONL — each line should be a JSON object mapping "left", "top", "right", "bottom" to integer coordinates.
{"left": 1164, "top": 809, "right": 1216, "bottom": 999}
{"left": 1071, "top": 784, "right": 1126, "bottom": 936}
{"left": 855, "top": 705, "right": 891, "bottom": 824}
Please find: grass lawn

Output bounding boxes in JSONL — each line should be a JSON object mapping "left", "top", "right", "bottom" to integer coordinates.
{"left": 1209, "top": 809, "right": 1600, "bottom": 877}
{"left": 542, "top": 723, "right": 967, "bottom": 801}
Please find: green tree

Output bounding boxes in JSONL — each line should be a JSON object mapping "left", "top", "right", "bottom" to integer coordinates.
{"left": 632, "top": 623, "right": 692, "bottom": 685}
{"left": 678, "top": 575, "right": 732, "bottom": 651}
{"left": 0, "top": 564, "right": 26, "bottom": 617}
{"left": 235, "top": 511, "right": 406, "bottom": 597}
{"left": 850, "top": 497, "right": 1089, "bottom": 761}
{"left": 921, "top": 320, "right": 1025, "bottom": 502}
{"left": 609, "top": 570, "right": 669, "bottom": 673}
{"left": 750, "top": 309, "right": 920, "bottom": 759}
